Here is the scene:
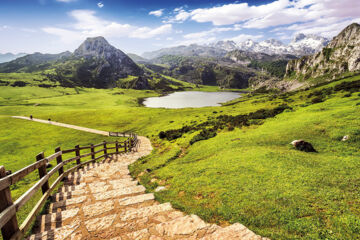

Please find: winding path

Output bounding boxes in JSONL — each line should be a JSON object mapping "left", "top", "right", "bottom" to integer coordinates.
{"left": 12, "top": 116, "right": 109, "bottom": 136}
{"left": 13, "top": 116, "right": 267, "bottom": 239}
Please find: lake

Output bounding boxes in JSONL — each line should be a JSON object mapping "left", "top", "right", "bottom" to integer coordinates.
{"left": 143, "top": 91, "right": 241, "bottom": 109}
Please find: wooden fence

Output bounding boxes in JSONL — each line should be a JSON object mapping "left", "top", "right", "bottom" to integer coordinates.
{"left": 0, "top": 133, "right": 138, "bottom": 240}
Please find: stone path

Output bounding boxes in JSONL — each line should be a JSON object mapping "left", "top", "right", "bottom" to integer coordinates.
{"left": 23, "top": 135, "right": 267, "bottom": 239}
{"left": 12, "top": 116, "right": 110, "bottom": 136}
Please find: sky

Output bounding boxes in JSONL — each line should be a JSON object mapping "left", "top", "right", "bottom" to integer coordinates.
{"left": 0, "top": 0, "right": 360, "bottom": 55}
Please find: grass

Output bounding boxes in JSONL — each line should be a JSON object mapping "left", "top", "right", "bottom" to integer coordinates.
{"left": 0, "top": 72, "right": 359, "bottom": 239}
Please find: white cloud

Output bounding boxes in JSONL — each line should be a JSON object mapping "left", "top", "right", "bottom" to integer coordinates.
{"left": 180, "top": 0, "right": 289, "bottom": 26}
{"left": 169, "top": 0, "right": 360, "bottom": 40}
{"left": 173, "top": 36, "right": 217, "bottom": 46}
{"left": 97, "top": 2, "right": 104, "bottom": 8}
{"left": 226, "top": 34, "right": 263, "bottom": 43}
{"left": 130, "top": 24, "right": 172, "bottom": 39}
{"left": 287, "top": 17, "right": 360, "bottom": 38}
{"left": 149, "top": 9, "right": 164, "bottom": 17}
{"left": 0, "top": 25, "right": 10, "bottom": 30}
{"left": 183, "top": 27, "right": 235, "bottom": 40}
{"left": 42, "top": 9, "right": 172, "bottom": 43}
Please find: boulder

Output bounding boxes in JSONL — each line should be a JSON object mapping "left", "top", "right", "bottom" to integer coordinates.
{"left": 155, "top": 186, "right": 166, "bottom": 192}
{"left": 342, "top": 135, "right": 349, "bottom": 141}
{"left": 291, "top": 140, "right": 317, "bottom": 152}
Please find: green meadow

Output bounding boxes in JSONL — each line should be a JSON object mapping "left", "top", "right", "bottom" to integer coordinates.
{"left": 0, "top": 73, "right": 359, "bottom": 239}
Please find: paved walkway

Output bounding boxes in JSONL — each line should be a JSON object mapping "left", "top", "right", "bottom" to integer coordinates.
{"left": 26, "top": 136, "right": 268, "bottom": 240}
{"left": 12, "top": 116, "right": 110, "bottom": 136}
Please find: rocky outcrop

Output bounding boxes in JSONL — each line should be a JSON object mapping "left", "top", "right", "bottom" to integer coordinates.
{"left": 285, "top": 23, "right": 360, "bottom": 81}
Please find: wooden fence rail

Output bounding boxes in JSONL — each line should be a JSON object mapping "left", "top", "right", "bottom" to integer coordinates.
{"left": 0, "top": 132, "right": 138, "bottom": 240}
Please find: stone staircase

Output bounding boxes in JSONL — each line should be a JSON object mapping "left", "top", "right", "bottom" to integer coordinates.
{"left": 26, "top": 136, "right": 268, "bottom": 240}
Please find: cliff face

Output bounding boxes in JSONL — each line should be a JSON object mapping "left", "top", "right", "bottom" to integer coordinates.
{"left": 285, "top": 23, "right": 360, "bottom": 80}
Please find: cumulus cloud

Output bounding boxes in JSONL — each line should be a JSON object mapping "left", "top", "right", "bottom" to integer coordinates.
{"left": 149, "top": 9, "right": 164, "bottom": 17}
{"left": 183, "top": 27, "right": 237, "bottom": 40}
{"left": 169, "top": 0, "right": 360, "bottom": 40}
{"left": 130, "top": 24, "right": 172, "bottom": 39}
{"left": 97, "top": 2, "right": 104, "bottom": 8}
{"left": 42, "top": 9, "right": 172, "bottom": 43}
{"left": 226, "top": 34, "right": 264, "bottom": 43}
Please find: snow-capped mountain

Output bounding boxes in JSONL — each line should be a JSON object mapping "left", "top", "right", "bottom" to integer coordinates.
{"left": 209, "top": 40, "right": 238, "bottom": 52}
{"left": 142, "top": 34, "right": 329, "bottom": 59}
{"left": 288, "top": 33, "right": 330, "bottom": 55}
{"left": 226, "top": 34, "right": 329, "bottom": 56}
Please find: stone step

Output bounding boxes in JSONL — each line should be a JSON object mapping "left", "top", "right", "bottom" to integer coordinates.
{"left": 51, "top": 188, "right": 87, "bottom": 201}
{"left": 33, "top": 208, "right": 80, "bottom": 233}
{"left": 117, "top": 193, "right": 155, "bottom": 207}
{"left": 48, "top": 195, "right": 88, "bottom": 213}
{"left": 93, "top": 185, "right": 146, "bottom": 201}
{"left": 119, "top": 202, "right": 173, "bottom": 222}
{"left": 116, "top": 214, "right": 217, "bottom": 239}
{"left": 82, "top": 204, "right": 184, "bottom": 238}
{"left": 200, "top": 223, "right": 268, "bottom": 240}
{"left": 27, "top": 219, "right": 81, "bottom": 240}
{"left": 59, "top": 182, "right": 87, "bottom": 193}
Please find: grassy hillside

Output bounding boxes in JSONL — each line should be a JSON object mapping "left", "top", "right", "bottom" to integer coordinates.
{"left": 0, "top": 73, "right": 359, "bottom": 239}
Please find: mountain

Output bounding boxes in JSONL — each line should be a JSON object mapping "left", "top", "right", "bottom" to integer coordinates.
{"left": 288, "top": 34, "right": 330, "bottom": 56}
{"left": 226, "top": 50, "right": 296, "bottom": 65}
{"left": 142, "top": 44, "right": 227, "bottom": 59}
{"left": 285, "top": 23, "right": 360, "bottom": 81}
{"left": 0, "top": 53, "right": 27, "bottom": 63}
{"left": 142, "top": 34, "right": 328, "bottom": 60}
{"left": 0, "top": 52, "right": 71, "bottom": 73}
{"left": 145, "top": 55, "right": 256, "bottom": 88}
{"left": 210, "top": 40, "right": 238, "bottom": 52}
{"left": 127, "top": 53, "right": 148, "bottom": 63}
{"left": 0, "top": 37, "right": 191, "bottom": 90}
{"left": 222, "top": 35, "right": 329, "bottom": 56}
{"left": 73, "top": 36, "right": 142, "bottom": 77}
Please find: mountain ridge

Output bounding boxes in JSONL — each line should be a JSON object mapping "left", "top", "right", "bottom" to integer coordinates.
{"left": 142, "top": 33, "right": 329, "bottom": 59}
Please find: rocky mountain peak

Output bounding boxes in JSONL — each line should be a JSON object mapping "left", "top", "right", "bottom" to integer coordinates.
{"left": 328, "top": 23, "right": 360, "bottom": 48}
{"left": 74, "top": 36, "right": 121, "bottom": 58}
{"left": 285, "top": 23, "right": 360, "bottom": 83}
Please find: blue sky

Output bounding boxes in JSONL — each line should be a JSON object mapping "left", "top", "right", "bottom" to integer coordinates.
{"left": 0, "top": 0, "right": 359, "bottom": 55}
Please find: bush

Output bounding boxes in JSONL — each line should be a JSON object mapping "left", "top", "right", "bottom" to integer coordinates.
{"left": 312, "top": 96, "right": 324, "bottom": 104}
{"left": 190, "top": 129, "right": 217, "bottom": 145}
{"left": 11, "top": 81, "right": 27, "bottom": 87}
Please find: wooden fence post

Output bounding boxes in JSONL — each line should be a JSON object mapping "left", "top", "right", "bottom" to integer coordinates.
{"left": 75, "top": 145, "right": 80, "bottom": 165}
{"left": 0, "top": 166, "right": 19, "bottom": 240}
{"left": 91, "top": 144, "right": 95, "bottom": 160}
{"left": 55, "top": 147, "right": 63, "bottom": 176}
{"left": 103, "top": 141, "right": 107, "bottom": 157}
{"left": 115, "top": 141, "right": 119, "bottom": 154}
{"left": 36, "top": 152, "right": 49, "bottom": 194}
{"left": 124, "top": 140, "right": 127, "bottom": 152}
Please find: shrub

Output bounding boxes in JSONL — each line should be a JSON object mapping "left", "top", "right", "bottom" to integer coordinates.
{"left": 190, "top": 129, "right": 217, "bottom": 145}
{"left": 312, "top": 96, "right": 324, "bottom": 104}
{"left": 12, "top": 81, "right": 27, "bottom": 87}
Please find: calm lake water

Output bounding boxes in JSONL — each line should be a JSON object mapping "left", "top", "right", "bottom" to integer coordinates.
{"left": 143, "top": 91, "right": 241, "bottom": 109}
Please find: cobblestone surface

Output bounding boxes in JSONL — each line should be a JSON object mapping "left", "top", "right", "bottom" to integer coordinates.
{"left": 27, "top": 136, "right": 268, "bottom": 240}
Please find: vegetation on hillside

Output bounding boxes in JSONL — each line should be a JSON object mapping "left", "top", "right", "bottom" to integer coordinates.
{"left": 0, "top": 72, "right": 359, "bottom": 239}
